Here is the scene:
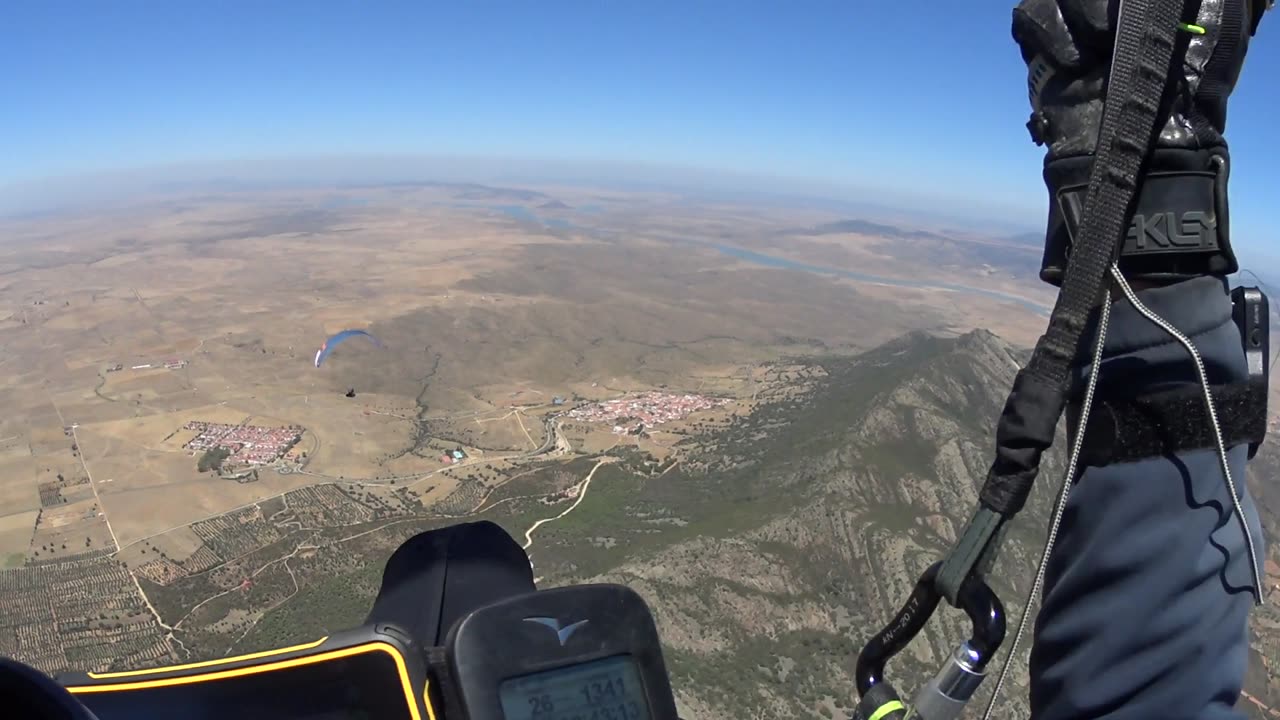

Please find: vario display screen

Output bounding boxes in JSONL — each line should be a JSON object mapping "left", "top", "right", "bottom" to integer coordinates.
{"left": 498, "top": 655, "right": 651, "bottom": 720}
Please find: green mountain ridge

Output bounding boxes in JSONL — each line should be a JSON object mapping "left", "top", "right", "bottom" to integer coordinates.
{"left": 517, "top": 328, "right": 1060, "bottom": 718}
{"left": 532, "top": 328, "right": 1279, "bottom": 719}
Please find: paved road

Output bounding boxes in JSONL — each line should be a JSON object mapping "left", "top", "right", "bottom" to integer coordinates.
{"left": 529, "top": 415, "right": 561, "bottom": 455}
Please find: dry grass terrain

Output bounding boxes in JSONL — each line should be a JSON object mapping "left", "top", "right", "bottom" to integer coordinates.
{"left": 0, "top": 182, "right": 1071, "bottom": 690}
{"left": 0, "top": 183, "right": 1053, "bottom": 559}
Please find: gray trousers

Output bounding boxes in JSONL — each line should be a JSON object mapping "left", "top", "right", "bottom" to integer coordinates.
{"left": 1029, "top": 276, "right": 1265, "bottom": 720}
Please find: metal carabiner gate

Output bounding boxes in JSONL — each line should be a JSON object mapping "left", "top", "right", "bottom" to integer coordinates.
{"left": 852, "top": 562, "right": 1006, "bottom": 720}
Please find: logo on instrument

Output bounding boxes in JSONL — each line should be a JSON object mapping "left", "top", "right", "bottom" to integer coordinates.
{"left": 523, "top": 617, "right": 589, "bottom": 646}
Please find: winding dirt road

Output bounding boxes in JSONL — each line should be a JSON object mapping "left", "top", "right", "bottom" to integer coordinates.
{"left": 522, "top": 456, "right": 616, "bottom": 552}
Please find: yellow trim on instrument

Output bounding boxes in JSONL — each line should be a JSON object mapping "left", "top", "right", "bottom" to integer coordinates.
{"left": 424, "top": 678, "right": 439, "bottom": 720}
{"left": 68, "top": 641, "right": 421, "bottom": 720}
{"left": 85, "top": 636, "right": 329, "bottom": 679}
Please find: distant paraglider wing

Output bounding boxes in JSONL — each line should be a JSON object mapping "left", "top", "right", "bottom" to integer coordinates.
{"left": 314, "top": 329, "right": 381, "bottom": 368}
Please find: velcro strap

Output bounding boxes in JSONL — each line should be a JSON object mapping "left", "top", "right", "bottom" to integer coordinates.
{"left": 1058, "top": 167, "right": 1231, "bottom": 279}
{"left": 1076, "top": 380, "right": 1267, "bottom": 467}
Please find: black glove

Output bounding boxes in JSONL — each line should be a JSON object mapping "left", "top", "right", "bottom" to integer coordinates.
{"left": 1013, "top": 0, "right": 1270, "bottom": 286}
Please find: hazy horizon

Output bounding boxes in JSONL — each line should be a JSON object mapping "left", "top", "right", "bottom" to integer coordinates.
{"left": 3, "top": 1, "right": 1276, "bottom": 261}
{"left": 6, "top": 156, "right": 1280, "bottom": 278}
{"left": 0, "top": 153, "right": 1053, "bottom": 234}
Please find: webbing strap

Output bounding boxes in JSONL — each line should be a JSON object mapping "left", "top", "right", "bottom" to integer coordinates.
{"left": 425, "top": 646, "right": 463, "bottom": 718}
{"left": 943, "top": 508, "right": 1003, "bottom": 601}
{"left": 937, "top": 0, "right": 1198, "bottom": 605}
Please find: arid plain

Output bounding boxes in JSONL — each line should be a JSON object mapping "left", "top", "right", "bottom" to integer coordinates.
{"left": 0, "top": 182, "right": 1059, "bottom": 568}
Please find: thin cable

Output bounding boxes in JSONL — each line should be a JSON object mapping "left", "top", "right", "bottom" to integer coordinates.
{"left": 1236, "top": 268, "right": 1274, "bottom": 297}
{"left": 981, "top": 286, "right": 1114, "bottom": 720}
{"left": 1110, "top": 265, "right": 1264, "bottom": 603}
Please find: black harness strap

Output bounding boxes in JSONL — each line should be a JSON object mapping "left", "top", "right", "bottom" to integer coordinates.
{"left": 936, "top": 0, "right": 1200, "bottom": 606}
{"left": 1075, "top": 380, "right": 1267, "bottom": 467}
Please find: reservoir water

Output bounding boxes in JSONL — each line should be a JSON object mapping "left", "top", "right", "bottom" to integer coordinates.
{"left": 494, "top": 204, "right": 1050, "bottom": 316}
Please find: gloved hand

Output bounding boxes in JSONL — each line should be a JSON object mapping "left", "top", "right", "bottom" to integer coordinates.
{"left": 1012, "top": 0, "right": 1270, "bottom": 286}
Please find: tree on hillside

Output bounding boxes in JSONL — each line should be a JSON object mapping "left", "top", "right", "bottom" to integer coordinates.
{"left": 197, "top": 447, "right": 232, "bottom": 473}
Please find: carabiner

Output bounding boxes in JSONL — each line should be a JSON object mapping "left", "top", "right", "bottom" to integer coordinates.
{"left": 853, "top": 562, "right": 1007, "bottom": 719}
{"left": 856, "top": 562, "right": 944, "bottom": 697}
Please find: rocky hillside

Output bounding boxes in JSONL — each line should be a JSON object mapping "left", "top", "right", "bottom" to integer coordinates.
{"left": 1243, "top": 441, "right": 1280, "bottom": 718}
{"left": 520, "top": 330, "right": 1052, "bottom": 718}
{"left": 529, "top": 328, "right": 1279, "bottom": 719}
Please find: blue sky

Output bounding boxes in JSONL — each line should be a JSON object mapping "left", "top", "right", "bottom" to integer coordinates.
{"left": 1, "top": 1, "right": 1275, "bottom": 258}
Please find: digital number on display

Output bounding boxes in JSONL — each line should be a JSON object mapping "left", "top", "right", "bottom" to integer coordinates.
{"left": 499, "top": 655, "right": 651, "bottom": 720}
